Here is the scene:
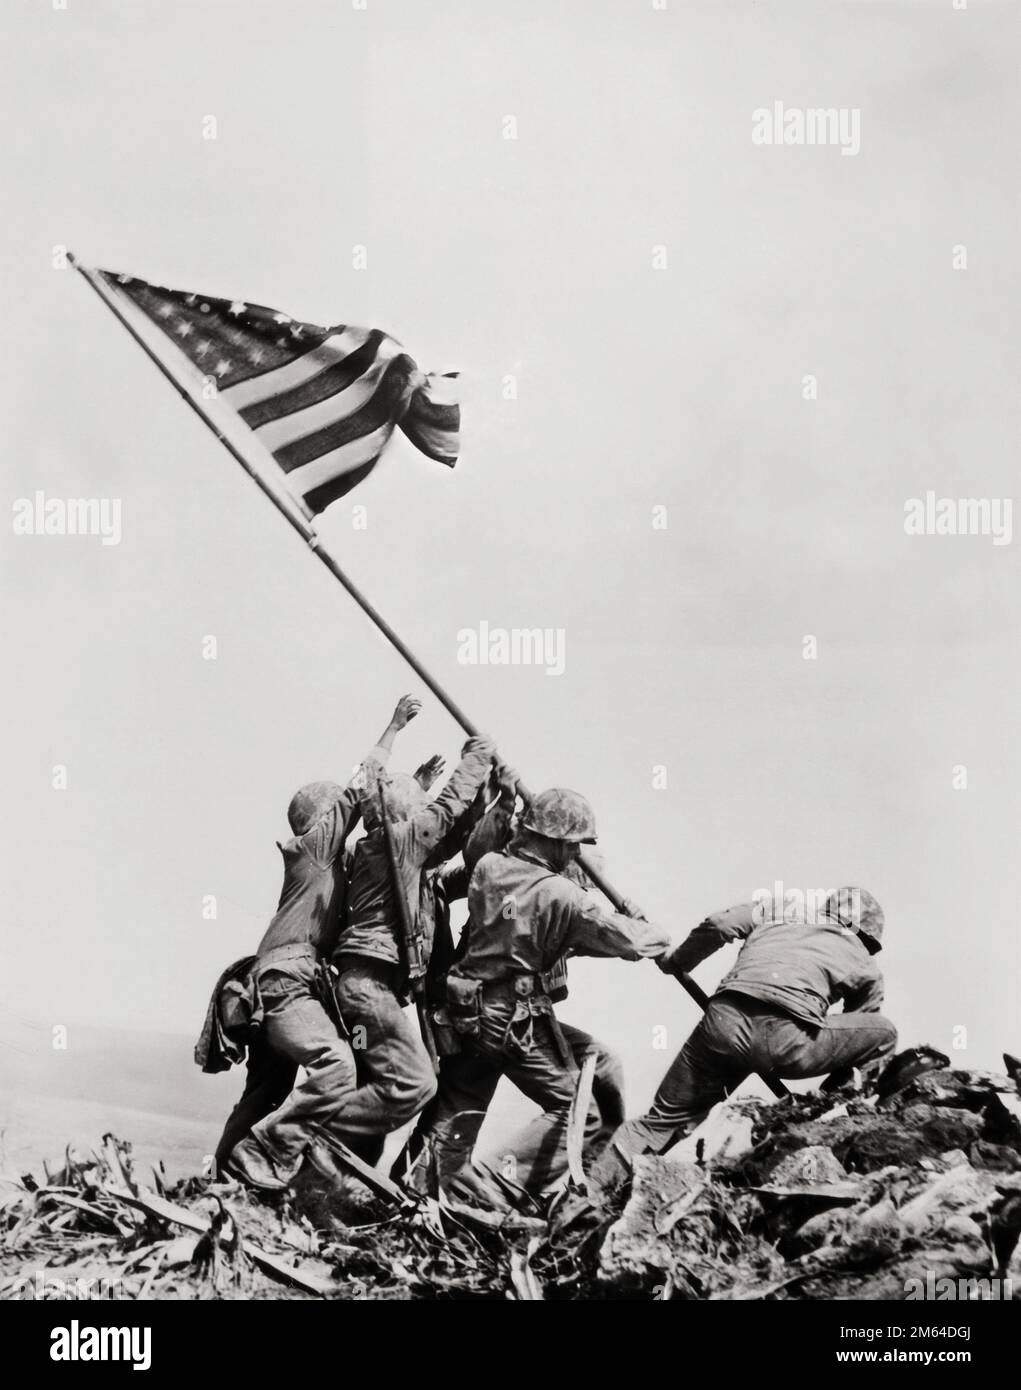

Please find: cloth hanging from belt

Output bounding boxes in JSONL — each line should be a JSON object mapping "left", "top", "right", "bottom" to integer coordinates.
{"left": 194, "top": 955, "right": 262, "bottom": 1073}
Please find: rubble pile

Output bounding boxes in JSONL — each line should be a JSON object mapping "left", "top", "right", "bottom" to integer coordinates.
{"left": 2, "top": 1052, "right": 1019, "bottom": 1300}
{"left": 0, "top": 1137, "right": 531, "bottom": 1300}
{"left": 599, "top": 1052, "right": 1021, "bottom": 1299}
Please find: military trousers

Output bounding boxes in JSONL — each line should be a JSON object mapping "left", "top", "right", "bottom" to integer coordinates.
{"left": 395, "top": 1022, "right": 625, "bottom": 1190}
{"left": 238, "top": 954, "right": 358, "bottom": 1177}
{"left": 444, "top": 986, "right": 614, "bottom": 1195}
{"left": 326, "top": 956, "right": 438, "bottom": 1163}
{"left": 591, "top": 990, "right": 897, "bottom": 1191}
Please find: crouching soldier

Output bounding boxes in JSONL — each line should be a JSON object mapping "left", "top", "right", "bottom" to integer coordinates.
{"left": 442, "top": 789, "right": 670, "bottom": 1200}
{"left": 590, "top": 886, "right": 897, "bottom": 1194}
{"left": 218, "top": 695, "right": 422, "bottom": 1189}
{"left": 324, "top": 734, "right": 498, "bottom": 1163}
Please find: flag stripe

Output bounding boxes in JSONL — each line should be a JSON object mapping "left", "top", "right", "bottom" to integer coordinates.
{"left": 303, "top": 459, "right": 380, "bottom": 514}
{"left": 399, "top": 417, "right": 458, "bottom": 465}
{"left": 286, "top": 422, "right": 395, "bottom": 498}
{"left": 222, "top": 327, "right": 372, "bottom": 411}
{"left": 272, "top": 356, "right": 414, "bottom": 473}
{"left": 252, "top": 341, "right": 405, "bottom": 451}
{"left": 237, "top": 330, "right": 389, "bottom": 430}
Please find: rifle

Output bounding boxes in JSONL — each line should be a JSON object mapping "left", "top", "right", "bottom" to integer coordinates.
{"left": 377, "top": 783, "right": 440, "bottom": 1073}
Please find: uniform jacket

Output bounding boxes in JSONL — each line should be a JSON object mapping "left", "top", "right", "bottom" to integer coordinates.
{"left": 255, "top": 747, "right": 389, "bottom": 962}
{"left": 454, "top": 845, "right": 670, "bottom": 984}
{"left": 335, "top": 744, "right": 494, "bottom": 970}
{"left": 661, "top": 901, "right": 884, "bottom": 1028}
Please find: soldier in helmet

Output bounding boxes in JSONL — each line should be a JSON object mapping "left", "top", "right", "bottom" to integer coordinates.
{"left": 393, "top": 780, "right": 629, "bottom": 1196}
{"left": 322, "top": 733, "right": 499, "bottom": 1162}
{"left": 440, "top": 788, "right": 671, "bottom": 1199}
{"left": 590, "top": 885, "right": 898, "bottom": 1195}
{"left": 220, "top": 694, "right": 423, "bottom": 1190}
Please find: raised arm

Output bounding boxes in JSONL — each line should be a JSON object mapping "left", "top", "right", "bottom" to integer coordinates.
{"left": 372, "top": 694, "right": 421, "bottom": 758}
{"left": 411, "top": 736, "right": 497, "bottom": 852}
{"left": 460, "top": 760, "right": 518, "bottom": 872}
{"left": 657, "top": 901, "right": 758, "bottom": 977}
{"left": 309, "top": 696, "right": 423, "bottom": 864}
{"left": 346, "top": 694, "right": 422, "bottom": 798}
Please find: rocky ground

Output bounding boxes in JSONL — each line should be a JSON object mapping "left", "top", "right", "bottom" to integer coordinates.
{"left": 2, "top": 1050, "right": 1020, "bottom": 1300}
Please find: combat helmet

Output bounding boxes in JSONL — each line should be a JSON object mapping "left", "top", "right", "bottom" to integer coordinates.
{"left": 287, "top": 781, "right": 346, "bottom": 836}
{"left": 521, "top": 788, "right": 597, "bottom": 844}
{"left": 825, "top": 886, "right": 885, "bottom": 953}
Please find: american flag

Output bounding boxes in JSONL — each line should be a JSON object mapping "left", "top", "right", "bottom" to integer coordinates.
{"left": 96, "top": 270, "right": 460, "bottom": 516}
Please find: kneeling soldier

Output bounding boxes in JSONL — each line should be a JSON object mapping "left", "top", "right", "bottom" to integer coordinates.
{"left": 591, "top": 886, "right": 897, "bottom": 1194}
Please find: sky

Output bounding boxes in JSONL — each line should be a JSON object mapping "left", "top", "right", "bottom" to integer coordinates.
{"left": 1, "top": 0, "right": 1018, "bottom": 1118}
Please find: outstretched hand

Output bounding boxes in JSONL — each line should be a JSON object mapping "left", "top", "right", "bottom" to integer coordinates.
{"left": 414, "top": 754, "right": 446, "bottom": 791}
{"left": 390, "top": 694, "right": 422, "bottom": 730}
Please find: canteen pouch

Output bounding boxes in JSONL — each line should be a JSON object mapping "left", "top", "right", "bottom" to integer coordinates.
{"left": 541, "top": 954, "right": 569, "bottom": 1004}
{"left": 445, "top": 975, "right": 484, "bottom": 1038}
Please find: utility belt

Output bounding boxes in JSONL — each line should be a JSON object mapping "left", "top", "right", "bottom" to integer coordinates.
{"left": 256, "top": 942, "right": 318, "bottom": 970}
{"left": 441, "top": 971, "right": 571, "bottom": 1065}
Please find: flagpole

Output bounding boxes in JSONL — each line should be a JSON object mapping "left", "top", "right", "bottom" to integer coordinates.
{"left": 68, "top": 254, "right": 739, "bottom": 1045}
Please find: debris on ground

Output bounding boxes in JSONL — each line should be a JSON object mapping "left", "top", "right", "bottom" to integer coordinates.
{"left": 3, "top": 1051, "right": 1020, "bottom": 1299}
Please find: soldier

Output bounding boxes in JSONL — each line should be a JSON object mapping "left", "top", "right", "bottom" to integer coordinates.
{"left": 220, "top": 695, "right": 422, "bottom": 1190}
{"left": 590, "top": 886, "right": 897, "bottom": 1194}
{"left": 389, "top": 762, "right": 522, "bottom": 1189}
{"left": 323, "top": 734, "right": 498, "bottom": 1162}
{"left": 396, "top": 781, "right": 627, "bottom": 1196}
{"left": 441, "top": 789, "right": 670, "bottom": 1199}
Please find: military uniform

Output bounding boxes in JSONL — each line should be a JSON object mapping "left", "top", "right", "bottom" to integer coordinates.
{"left": 220, "top": 748, "right": 390, "bottom": 1185}
{"left": 592, "top": 899, "right": 897, "bottom": 1191}
{"left": 326, "top": 741, "right": 495, "bottom": 1160}
{"left": 446, "top": 841, "right": 670, "bottom": 1195}
{"left": 399, "top": 845, "right": 625, "bottom": 1192}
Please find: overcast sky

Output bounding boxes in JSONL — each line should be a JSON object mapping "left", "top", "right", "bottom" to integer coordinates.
{"left": 1, "top": 0, "right": 1018, "bottom": 1111}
